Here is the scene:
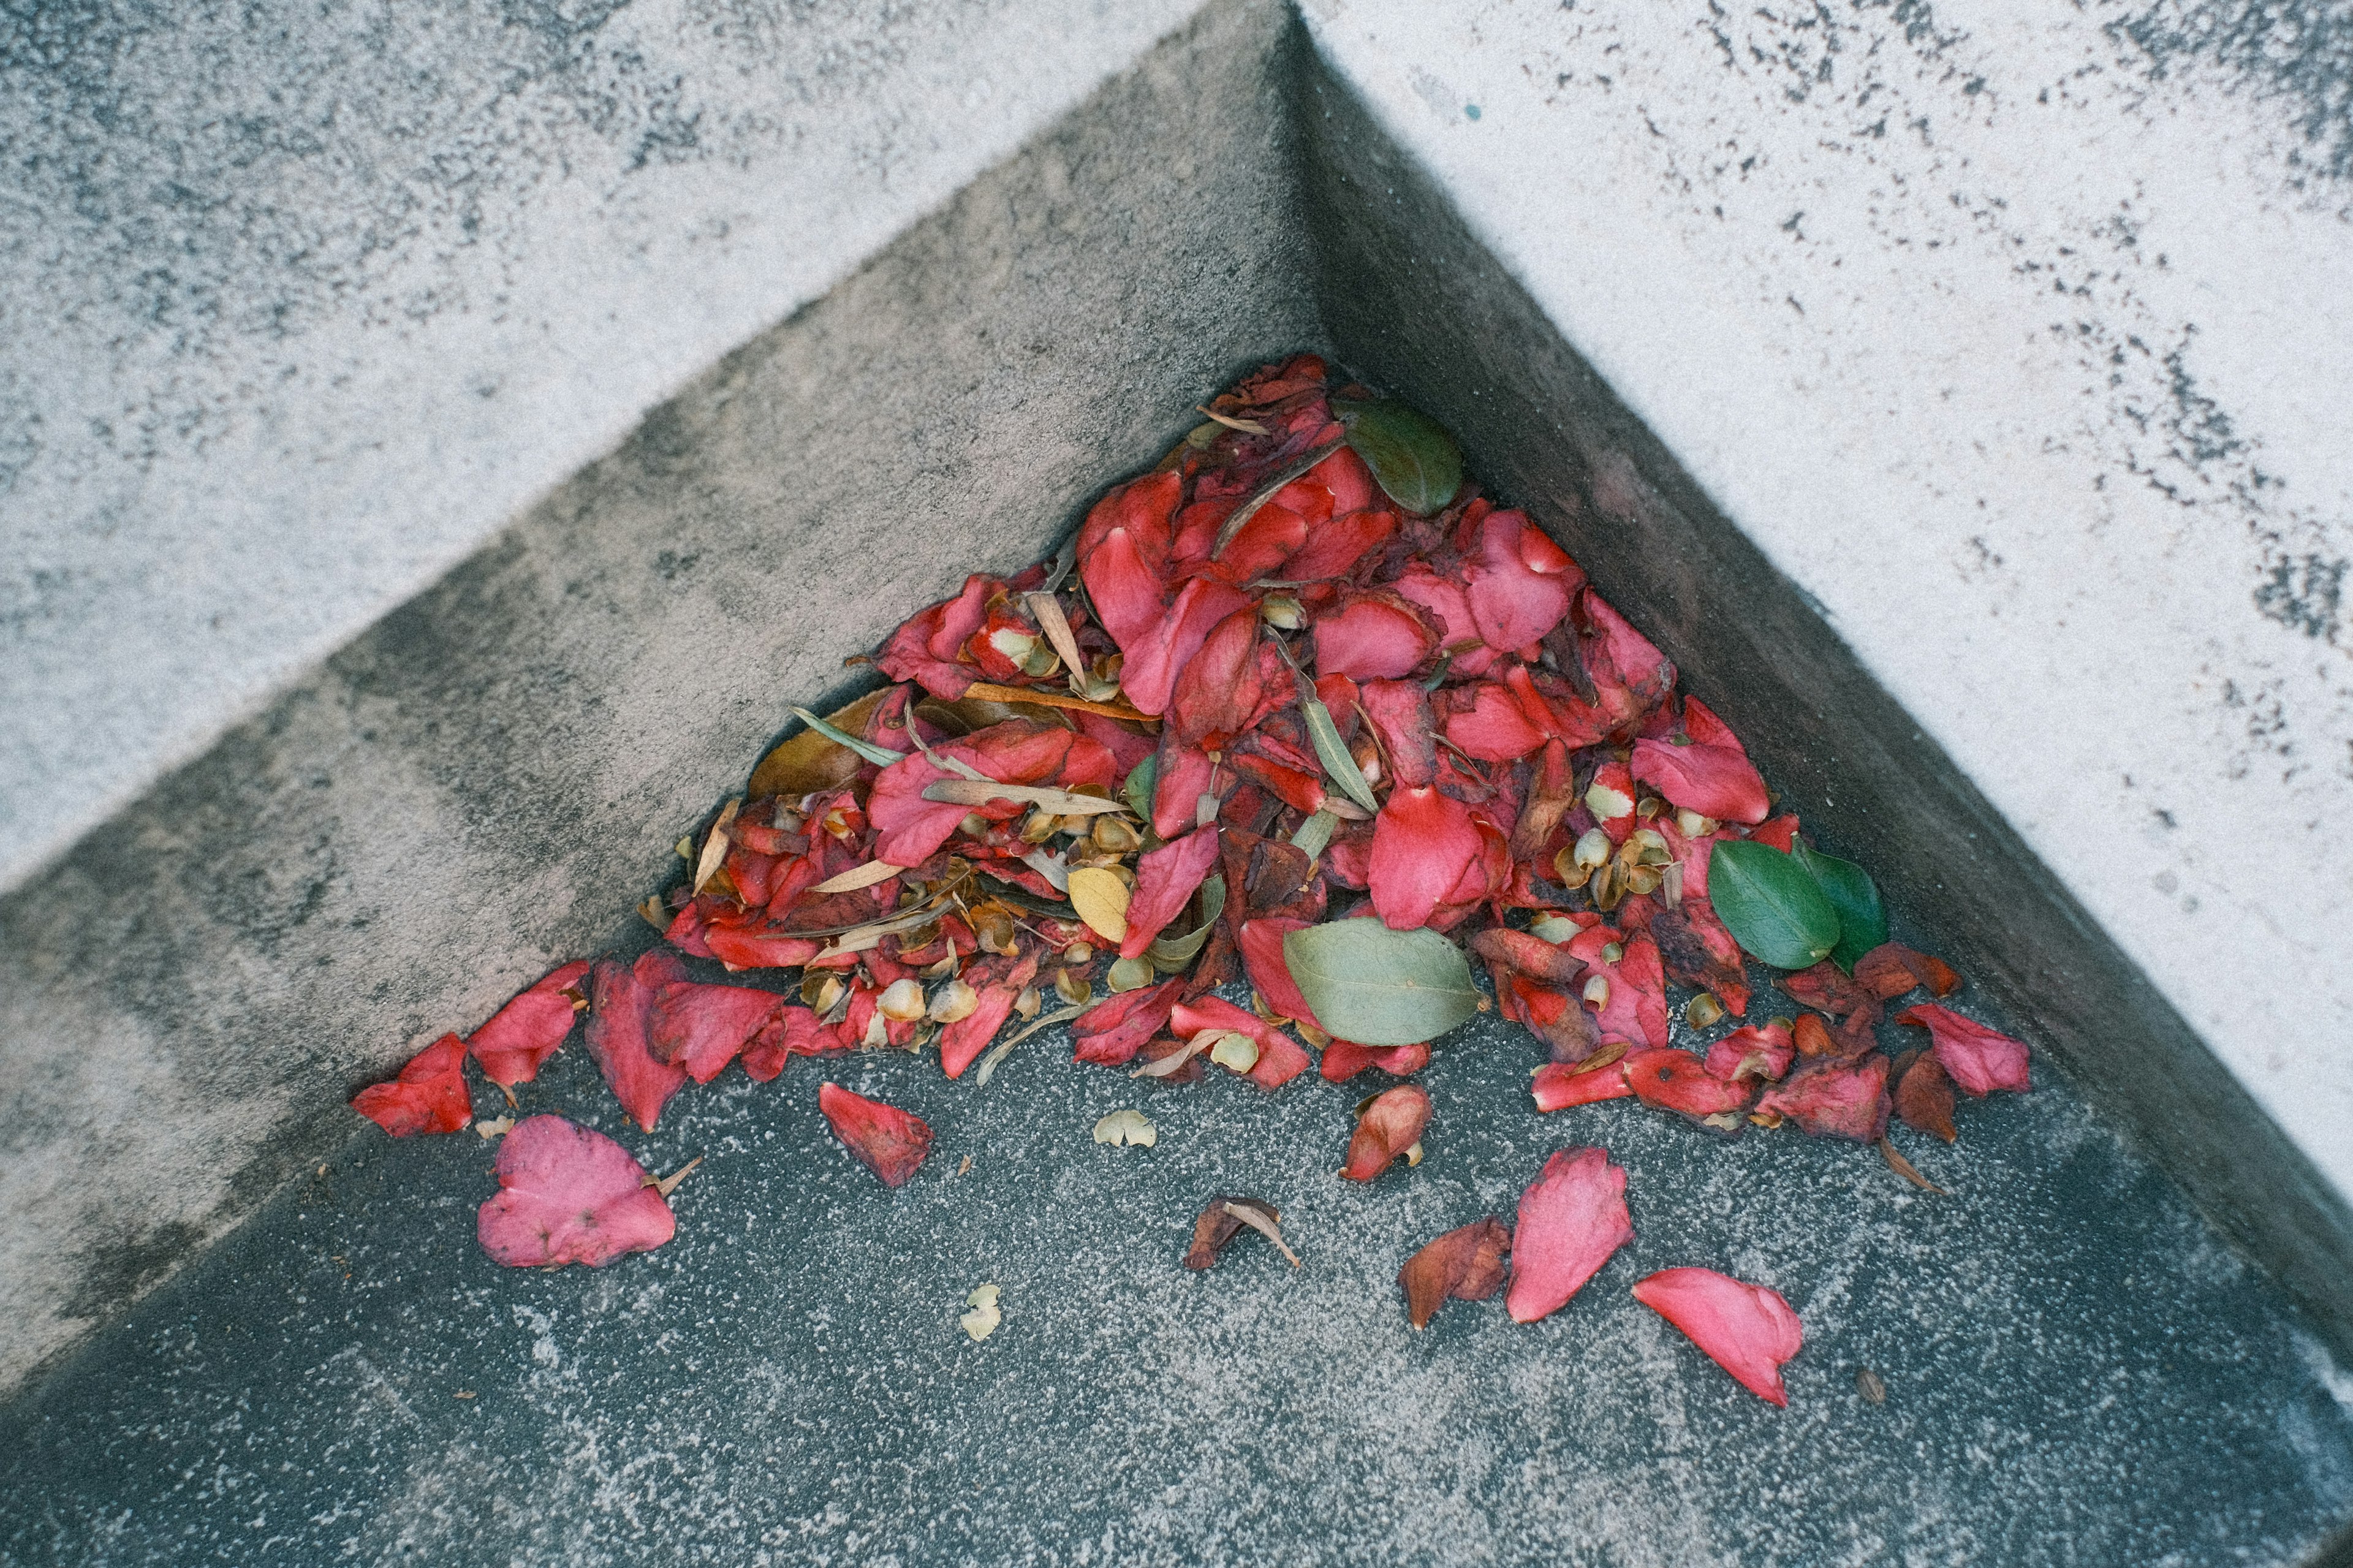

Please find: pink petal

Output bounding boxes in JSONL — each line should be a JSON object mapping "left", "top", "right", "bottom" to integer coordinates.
{"left": 648, "top": 981, "right": 786, "bottom": 1084}
{"left": 702, "top": 925, "right": 824, "bottom": 971}
{"left": 1121, "top": 578, "right": 1251, "bottom": 718}
{"left": 1531, "top": 1061, "right": 1633, "bottom": 1112}
{"left": 866, "top": 752, "right": 968, "bottom": 867}
{"left": 1168, "top": 608, "right": 1264, "bottom": 751}
{"left": 877, "top": 574, "right": 999, "bottom": 699}
{"left": 742, "top": 1005, "right": 844, "bottom": 1081}
{"left": 1631, "top": 737, "right": 1770, "bottom": 825}
{"left": 465, "top": 960, "right": 589, "bottom": 1088}
{"left": 1898, "top": 1004, "right": 2031, "bottom": 1096}
{"left": 1170, "top": 995, "right": 1311, "bottom": 1090}
{"left": 940, "top": 980, "right": 1023, "bottom": 1080}
{"left": 1313, "top": 593, "right": 1436, "bottom": 681}
{"left": 1464, "top": 510, "right": 1577, "bottom": 651}
{"left": 585, "top": 952, "right": 691, "bottom": 1134}
{"left": 817, "top": 1082, "right": 934, "bottom": 1187}
{"left": 1341, "top": 1084, "right": 1433, "bottom": 1181}
{"left": 1624, "top": 1048, "right": 1754, "bottom": 1121}
{"left": 1705, "top": 1023, "right": 1796, "bottom": 1084}
{"left": 1756, "top": 1055, "right": 1890, "bottom": 1142}
{"left": 1277, "top": 507, "right": 1396, "bottom": 581}
{"left": 476, "top": 1115, "right": 676, "bottom": 1268}
{"left": 1445, "top": 681, "right": 1548, "bottom": 762}
{"left": 1076, "top": 473, "right": 1180, "bottom": 651}
{"left": 1632, "top": 1268, "right": 1804, "bottom": 1406}
{"left": 352, "top": 1033, "right": 473, "bottom": 1137}
{"left": 1121, "top": 826, "right": 1221, "bottom": 960}
{"left": 1370, "top": 784, "right": 1481, "bottom": 930}
{"left": 1358, "top": 678, "right": 1438, "bottom": 788}
{"left": 1505, "top": 1147, "right": 1636, "bottom": 1324}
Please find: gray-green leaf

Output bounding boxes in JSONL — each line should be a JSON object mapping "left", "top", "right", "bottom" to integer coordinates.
{"left": 1335, "top": 398, "right": 1464, "bottom": 517}
{"left": 789, "top": 706, "right": 906, "bottom": 769}
{"left": 1299, "top": 681, "right": 1380, "bottom": 815}
{"left": 1121, "top": 754, "right": 1159, "bottom": 822}
{"left": 1709, "top": 839, "right": 1841, "bottom": 971}
{"left": 1794, "top": 841, "right": 1888, "bottom": 972}
{"left": 1283, "top": 918, "right": 1479, "bottom": 1046}
{"left": 1144, "top": 875, "right": 1227, "bottom": 968}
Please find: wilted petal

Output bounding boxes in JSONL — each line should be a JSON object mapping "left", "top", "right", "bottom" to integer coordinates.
{"left": 1631, "top": 736, "right": 1770, "bottom": 825}
{"left": 1341, "top": 1084, "right": 1433, "bottom": 1181}
{"left": 877, "top": 574, "right": 999, "bottom": 699}
{"left": 940, "top": 980, "right": 1023, "bottom": 1080}
{"left": 1531, "top": 1061, "right": 1632, "bottom": 1112}
{"left": 1122, "top": 827, "right": 1222, "bottom": 960}
{"left": 1506, "top": 1146, "right": 1635, "bottom": 1324}
{"left": 817, "top": 1081, "right": 934, "bottom": 1187}
{"left": 1370, "top": 784, "right": 1480, "bottom": 930}
{"left": 1319, "top": 1040, "right": 1431, "bottom": 1081}
{"left": 586, "top": 952, "right": 690, "bottom": 1134}
{"left": 1230, "top": 751, "right": 1326, "bottom": 815}
{"left": 476, "top": 1115, "right": 675, "bottom": 1268}
{"left": 1632, "top": 1267, "right": 1804, "bottom": 1407}
{"left": 866, "top": 753, "right": 968, "bottom": 868}
{"left": 1313, "top": 592, "right": 1437, "bottom": 681}
{"left": 1279, "top": 507, "right": 1396, "bottom": 581}
{"left": 1624, "top": 1048, "right": 1754, "bottom": 1121}
{"left": 1647, "top": 906, "right": 1750, "bottom": 1017}
{"left": 742, "top": 1005, "right": 845, "bottom": 1081}
{"left": 1358, "top": 678, "right": 1438, "bottom": 788}
{"left": 1892, "top": 1049, "right": 1958, "bottom": 1141}
{"left": 1169, "top": 608, "right": 1264, "bottom": 751}
{"left": 703, "top": 925, "right": 825, "bottom": 971}
{"left": 1855, "top": 944, "right": 1963, "bottom": 1001}
{"left": 1122, "top": 578, "right": 1251, "bottom": 718}
{"left": 1170, "top": 995, "right": 1311, "bottom": 1090}
{"left": 1756, "top": 1055, "right": 1890, "bottom": 1142}
{"left": 1898, "top": 1004, "right": 2030, "bottom": 1096}
{"left": 466, "top": 960, "right": 589, "bottom": 1088}
{"left": 1398, "top": 1216, "right": 1512, "bottom": 1329}
{"left": 1071, "top": 978, "right": 1183, "bottom": 1066}
{"left": 1705, "top": 1022, "right": 1795, "bottom": 1084}
{"left": 1446, "top": 681, "right": 1548, "bottom": 762}
{"left": 648, "top": 981, "right": 784, "bottom": 1085}
{"left": 1464, "top": 510, "right": 1578, "bottom": 651}
{"left": 352, "top": 1033, "right": 472, "bottom": 1137}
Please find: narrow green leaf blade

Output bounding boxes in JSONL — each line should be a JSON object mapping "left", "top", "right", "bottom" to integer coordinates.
{"left": 1144, "top": 876, "right": 1227, "bottom": 968}
{"left": 789, "top": 706, "right": 906, "bottom": 768}
{"left": 1283, "top": 918, "right": 1480, "bottom": 1046}
{"left": 1289, "top": 807, "right": 1339, "bottom": 860}
{"left": 1708, "top": 839, "right": 1841, "bottom": 971}
{"left": 1335, "top": 398, "right": 1464, "bottom": 516}
{"left": 1795, "top": 841, "right": 1889, "bottom": 972}
{"left": 1300, "top": 684, "right": 1381, "bottom": 815}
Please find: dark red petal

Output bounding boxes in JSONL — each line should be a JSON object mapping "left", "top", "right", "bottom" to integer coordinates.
{"left": 466, "top": 960, "right": 589, "bottom": 1088}
{"left": 1121, "top": 827, "right": 1222, "bottom": 960}
{"left": 1341, "top": 1084, "right": 1433, "bottom": 1181}
{"left": 1278, "top": 507, "right": 1396, "bottom": 581}
{"left": 1531, "top": 1061, "right": 1634, "bottom": 1112}
{"left": 1506, "top": 1147, "right": 1635, "bottom": 1323}
{"left": 583, "top": 952, "right": 691, "bottom": 1133}
{"left": 1070, "top": 978, "right": 1184, "bottom": 1066}
{"left": 476, "top": 1115, "right": 675, "bottom": 1268}
{"left": 1229, "top": 751, "right": 1327, "bottom": 815}
{"left": 1632, "top": 1267, "right": 1804, "bottom": 1407}
{"left": 817, "top": 1082, "right": 934, "bottom": 1187}
{"left": 1756, "top": 1055, "right": 1891, "bottom": 1142}
{"left": 1398, "top": 1216, "right": 1512, "bottom": 1329}
{"left": 1892, "top": 1049, "right": 1958, "bottom": 1141}
{"left": 352, "top": 1033, "right": 473, "bottom": 1137}
{"left": 1705, "top": 1023, "right": 1796, "bottom": 1084}
{"left": 1313, "top": 594, "right": 1437, "bottom": 681}
{"left": 1121, "top": 578, "right": 1252, "bottom": 718}
{"left": 1854, "top": 942, "right": 1964, "bottom": 1001}
{"left": 939, "top": 982, "right": 1023, "bottom": 1080}
{"left": 1898, "top": 1004, "right": 2031, "bottom": 1096}
{"left": 1624, "top": 1048, "right": 1755, "bottom": 1120}
{"left": 1358, "top": 678, "right": 1439, "bottom": 789}
{"left": 1169, "top": 607, "right": 1265, "bottom": 751}
{"left": 1320, "top": 1040, "right": 1430, "bottom": 1081}
{"left": 648, "top": 981, "right": 783, "bottom": 1084}
{"left": 1370, "top": 784, "right": 1480, "bottom": 930}
{"left": 1631, "top": 737, "right": 1771, "bottom": 825}
{"left": 742, "top": 1005, "right": 845, "bottom": 1081}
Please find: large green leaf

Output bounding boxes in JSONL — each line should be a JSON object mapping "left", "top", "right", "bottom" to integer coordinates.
{"left": 1283, "top": 918, "right": 1480, "bottom": 1046}
{"left": 1335, "top": 398, "right": 1464, "bottom": 517}
{"left": 1794, "top": 841, "right": 1888, "bottom": 972}
{"left": 1708, "top": 839, "right": 1841, "bottom": 971}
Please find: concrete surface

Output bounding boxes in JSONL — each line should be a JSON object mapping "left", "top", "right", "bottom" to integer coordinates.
{"left": 2, "top": 955, "right": 2349, "bottom": 1566}
{"left": 1301, "top": 0, "right": 2353, "bottom": 1211}
{"left": 0, "top": 0, "right": 1314, "bottom": 1400}
{"left": 0, "top": 0, "right": 1210, "bottom": 891}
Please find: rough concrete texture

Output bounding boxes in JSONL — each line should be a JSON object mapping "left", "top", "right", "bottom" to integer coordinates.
{"left": 0, "top": 0, "right": 1315, "bottom": 1400}
{"left": 0, "top": 0, "right": 1213, "bottom": 890}
{"left": 1300, "top": 2, "right": 2353, "bottom": 1215}
{"left": 2, "top": 953, "right": 2349, "bottom": 1566}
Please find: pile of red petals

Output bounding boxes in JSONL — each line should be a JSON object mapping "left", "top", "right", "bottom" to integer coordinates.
{"left": 347, "top": 358, "right": 2041, "bottom": 1404}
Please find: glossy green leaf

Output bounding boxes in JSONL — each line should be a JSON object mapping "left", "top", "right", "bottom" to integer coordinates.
{"left": 1300, "top": 684, "right": 1381, "bottom": 815}
{"left": 1145, "top": 875, "right": 1227, "bottom": 968}
{"left": 1283, "top": 918, "right": 1480, "bottom": 1046}
{"left": 1121, "top": 754, "right": 1159, "bottom": 822}
{"left": 1708, "top": 839, "right": 1841, "bottom": 971}
{"left": 1335, "top": 398, "right": 1464, "bottom": 517}
{"left": 1794, "top": 841, "right": 1888, "bottom": 972}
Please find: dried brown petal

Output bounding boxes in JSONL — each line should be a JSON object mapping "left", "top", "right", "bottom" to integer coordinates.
{"left": 1184, "top": 1195, "right": 1294, "bottom": 1269}
{"left": 1398, "top": 1216, "right": 1512, "bottom": 1330}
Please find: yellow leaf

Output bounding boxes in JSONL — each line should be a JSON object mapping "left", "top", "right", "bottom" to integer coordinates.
{"left": 1067, "top": 866, "right": 1130, "bottom": 944}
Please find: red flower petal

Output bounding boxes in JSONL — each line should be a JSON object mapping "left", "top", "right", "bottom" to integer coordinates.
{"left": 741, "top": 1005, "right": 844, "bottom": 1081}
{"left": 476, "top": 1115, "right": 675, "bottom": 1268}
{"left": 1505, "top": 1146, "right": 1635, "bottom": 1324}
{"left": 1121, "top": 578, "right": 1251, "bottom": 718}
{"left": 877, "top": 574, "right": 999, "bottom": 699}
{"left": 1645, "top": 904, "right": 1750, "bottom": 1017}
{"left": 1748, "top": 814, "right": 1802, "bottom": 852}
{"left": 1897, "top": 1004, "right": 2031, "bottom": 1096}
{"left": 1170, "top": 995, "right": 1311, "bottom": 1090}
{"left": 1169, "top": 607, "right": 1264, "bottom": 751}
{"left": 1070, "top": 978, "right": 1183, "bottom": 1066}
{"left": 1278, "top": 507, "right": 1396, "bottom": 581}
{"left": 1229, "top": 750, "right": 1326, "bottom": 814}
{"left": 1464, "top": 510, "right": 1578, "bottom": 651}
{"left": 1121, "top": 826, "right": 1221, "bottom": 960}
{"left": 1587, "top": 932, "right": 1670, "bottom": 1051}
{"left": 1892, "top": 1049, "right": 1958, "bottom": 1141}
{"left": 1319, "top": 1040, "right": 1431, "bottom": 1081}
{"left": 702, "top": 925, "right": 824, "bottom": 971}
{"left": 352, "top": 1033, "right": 472, "bottom": 1137}
{"left": 1370, "top": 784, "right": 1480, "bottom": 930}
{"left": 585, "top": 952, "right": 691, "bottom": 1134}
{"left": 1445, "top": 680, "right": 1548, "bottom": 762}
{"left": 1630, "top": 735, "right": 1770, "bottom": 825}
{"left": 1341, "top": 1084, "right": 1432, "bottom": 1181}
{"left": 465, "top": 960, "right": 589, "bottom": 1089}
{"left": 1358, "top": 678, "right": 1439, "bottom": 788}
{"left": 1313, "top": 592, "right": 1437, "bottom": 681}
{"left": 1631, "top": 1267, "right": 1804, "bottom": 1406}
{"left": 1853, "top": 942, "right": 1963, "bottom": 1001}
{"left": 1705, "top": 1022, "right": 1796, "bottom": 1084}
{"left": 1077, "top": 473, "right": 1179, "bottom": 646}
{"left": 1756, "top": 1055, "right": 1890, "bottom": 1142}
{"left": 865, "top": 752, "right": 968, "bottom": 868}
{"left": 1398, "top": 1216, "right": 1512, "bottom": 1329}
{"left": 1392, "top": 567, "right": 1498, "bottom": 678}
{"left": 939, "top": 979, "right": 1023, "bottom": 1080}
{"left": 817, "top": 1081, "right": 934, "bottom": 1187}
{"left": 1624, "top": 1048, "right": 1755, "bottom": 1120}
{"left": 648, "top": 981, "right": 784, "bottom": 1084}
{"left": 1531, "top": 1061, "right": 1634, "bottom": 1112}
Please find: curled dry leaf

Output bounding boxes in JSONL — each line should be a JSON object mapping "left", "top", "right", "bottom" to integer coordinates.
{"left": 1093, "top": 1108, "right": 1158, "bottom": 1147}
{"left": 1398, "top": 1216, "right": 1511, "bottom": 1330}
{"left": 1184, "top": 1196, "right": 1298, "bottom": 1270}
{"left": 476, "top": 1115, "right": 675, "bottom": 1268}
{"left": 1631, "top": 1267, "right": 1805, "bottom": 1407}
{"left": 1877, "top": 1137, "right": 1946, "bottom": 1194}
{"left": 817, "top": 1082, "right": 934, "bottom": 1187}
{"left": 960, "top": 1284, "right": 1002, "bottom": 1343}
{"left": 1892, "top": 1048, "right": 1958, "bottom": 1142}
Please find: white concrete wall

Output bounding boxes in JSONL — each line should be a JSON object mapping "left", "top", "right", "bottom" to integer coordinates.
{"left": 0, "top": 0, "right": 1207, "bottom": 892}
{"left": 1302, "top": 0, "right": 2352, "bottom": 1199}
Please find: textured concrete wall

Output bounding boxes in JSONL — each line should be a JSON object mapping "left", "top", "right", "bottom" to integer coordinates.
{"left": 0, "top": 0, "right": 1209, "bottom": 892}
{"left": 1303, "top": 0, "right": 2353, "bottom": 1218}
{"left": 0, "top": 0, "right": 1316, "bottom": 1397}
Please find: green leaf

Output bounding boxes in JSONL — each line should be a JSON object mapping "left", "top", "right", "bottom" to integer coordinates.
{"left": 1794, "top": 841, "right": 1888, "bottom": 972}
{"left": 1121, "top": 754, "right": 1159, "bottom": 822}
{"left": 1144, "top": 875, "right": 1227, "bottom": 968}
{"left": 1289, "top": 807, "right": 1339, "bottom": 860}
{"left": 789, "top": 706, "right": 906, "bottom": 769}
{"left": 1708, "top": 839, "right": 1841, "bottom": 971}
{"left": 1283, "top": 918, "right": 1480, "bottom": 1046}
{"left": 1335, "top": 398, "right": 1464, "bottom": 516}
{"left": 1299, "top": 683, "right": 1381, "bottom": 814}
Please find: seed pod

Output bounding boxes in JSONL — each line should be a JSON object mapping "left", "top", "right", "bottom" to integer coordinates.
{"left": 1600, "top": 941, "right": 1624, "bottom": 965}
{"left": 1208, "top": 1032, "right": 1261, "bottom": 1074}
{"left": 1064, "top": 942, "right": 1095, "bottom": 965}
{"left": 1260, "top": 596, "right": 1306, "bottom": 630}
{"left": 1685, "top": 993, "right": 1727, "bottom": 1029}
{"left": 1106, "top": 955, "right": 1156, "bottom": 993}
{"left": 801, "top": 972, "right": 845, "bottom": 1012}
{"left": 1622, "top": 865, "right": 1662, "bottom": 896}
{"left": 1676, "top": 808, "right": 1715, "bottom": 838}
{"left": 1585, "top": 781, "right": 1634, "bottom": 820}
{"left": 1528, "top": 914, "right": 1578, "bottom": 944}
{"left": 1583, "top": 974, "right": 1612, "bottom": 1007}
{"left": 1635, "top": 794, "right": 1665, "bottom": 822}
{"left": 1553, "top": 847, "right": 1593, "bottom": 890}
{"left": 1591, "top": 860, "right": 1625, "bottom": 912}
{"left": 1014, "top": 985, "right": 1042, "bottom": 1020}
{"left": 879, "top": 978, "right": 926, "bottom": 1023}
{"left": 1091, "top": 816, "right": 1142, "bottom": 854}
{"left": 928, "top": 977, "right": 980, "bottom": 1024}
{"left": 1020, "top": 808, "right": 1060, "bottom": 844}
{"left": 1055, "top": 968, "right": 1094, "bottom": 1006}
{"left": 1574, "top": 828, "right": 1612, "bottom": 869}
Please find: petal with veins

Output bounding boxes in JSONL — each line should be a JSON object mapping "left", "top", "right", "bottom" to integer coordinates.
{"left": 1632, "top": 1267, "right": 1804, "bottom": 1407}
{"left": 1506, "top": 1146, "right": 1635, "bottom": 1324}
